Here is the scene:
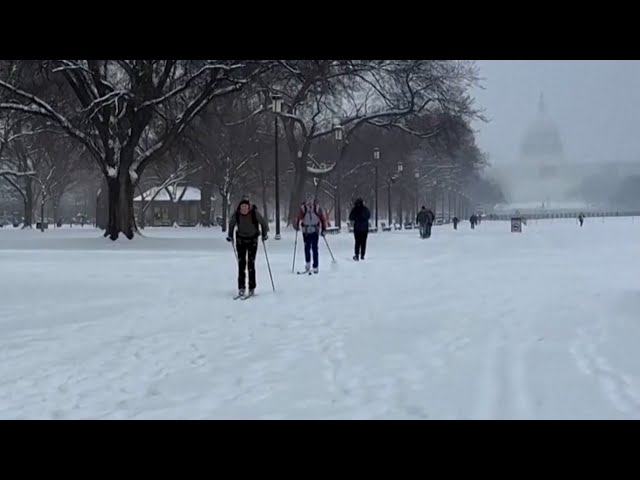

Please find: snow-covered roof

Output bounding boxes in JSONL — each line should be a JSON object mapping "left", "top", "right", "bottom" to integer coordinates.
{"left": 134, "top": 186, "right": 214, "bottom": 203}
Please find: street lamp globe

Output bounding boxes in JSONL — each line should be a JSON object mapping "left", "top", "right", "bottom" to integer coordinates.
{"left": 373, "top": 147, "right": 380, "bottom": 160}
{"left": 335, "top": 125, "right": 343, "bottom": 141}
{"left": 397, "top": 161, "right": 404, "bottom": 173}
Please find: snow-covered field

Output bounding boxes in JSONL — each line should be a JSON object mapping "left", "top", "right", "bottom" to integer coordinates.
{"left": 1, "top": 217, "right": 639, "bottom": 419}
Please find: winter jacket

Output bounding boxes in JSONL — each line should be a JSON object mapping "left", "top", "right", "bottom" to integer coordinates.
{"left": 349, "top": 203, "right": 371, "bottom": 233}
{"left": 229, "top": 206, "right": 269, "bottom": 240}
{"left": 417, "top": 209, "right": 435, "bottom": 225}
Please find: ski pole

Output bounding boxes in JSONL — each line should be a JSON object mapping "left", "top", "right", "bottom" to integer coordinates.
{"left": 230, "top": 236, "right": 238, "bottom": 261}
{"left": 323, "top": 235, "right": 336, "bottom": 264}
{"left": 262, "top": 238, "right": 276, "bottom": 292}
{"left": 292, "top": 229, "right": 299, "bottom": 273}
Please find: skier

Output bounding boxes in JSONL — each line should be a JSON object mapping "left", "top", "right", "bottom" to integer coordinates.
{"left": 470, "top": 214, "right": 477, "bottom": 229}
{"left": 348, "top": 198, "right": 371, "bottom": 261}
{"left": 416, "top": 206, "right": 435, "bottom": 239}
{"left": 578, "top": 213, "right": 584, "bottom": 227}
{"left": 452, "top": 216, "right": 459, "bottom": 230}
{"left": 227, "top": 198, "right": 269, "bottom": 298}
{"left": 294, "top": 196, "right": 328, "bottom": 274}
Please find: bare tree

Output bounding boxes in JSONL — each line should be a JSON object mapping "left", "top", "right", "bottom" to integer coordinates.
{"left": 188, "top": 93, "right": 264, "bottom": 231}
{"left": 0, "top": 60, "right": 274, "bottom": 240}
{"left": 257, "top": 60, "right": 483, "bottom": 224}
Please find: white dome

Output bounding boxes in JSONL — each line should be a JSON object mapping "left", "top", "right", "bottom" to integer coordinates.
{"left": 520, "top": 94, "right": 563, "bottom": 159}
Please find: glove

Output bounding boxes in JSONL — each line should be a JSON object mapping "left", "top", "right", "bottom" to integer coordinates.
{"left": 262, "top": 234, "right": 268, "bottom": 242}
{"left": 321, "top": 229, "right": 326, "bottom": 237}
{"left": 226, "top": 236, "right": 233, "bottom": 242}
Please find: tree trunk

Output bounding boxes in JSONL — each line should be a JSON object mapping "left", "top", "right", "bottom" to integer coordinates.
{"left": 23, "top": 180, "right": 34, "bottom": 228}
{"left": 221, "top": 192, "right": 228, "bottom": 232}
{"left": 199, "top": 176, "right": 213, "bottom": 227}
{"left": 96, "top": 177, "right": 109, "bottom": 230}
{"left": 52, "top": 198, "right": 59, "bottom": 227}
{"left": 105, "top": 173, "right": 136, "bottom": 241}
{"left": 40, "top": 197, "right": 46, "bottom": 233}
{"left": 170, "top": 201, "right": 179, "bottom": 228}
{"left": 136, "top": 186, "right": 146, "bottom": 229}
{"left": 261, "top": 180, "right": 269, "bottom": 223}
{"left": 287, "top": 168, "right": 307, "bottom": 225}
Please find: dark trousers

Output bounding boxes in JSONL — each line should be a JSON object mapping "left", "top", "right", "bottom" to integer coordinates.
{"left": 236, "top": 237, "right": 258, "bottom": 290}
{"left": 419, "top": 223, "right": 432, "bottom": 238}
{"left": 303, "top": 232, "right": 320, "bottom": 268}
{"left": 354, "top": 231, "right": 368, "bottom": 258}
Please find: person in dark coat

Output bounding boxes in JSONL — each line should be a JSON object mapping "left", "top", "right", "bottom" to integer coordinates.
{"left": 578, "top": 213, "right": 584, "bottom": 227}
{"left": 349, "top": 198, "right": 371, "bottom": 261}
{"left": 227, "top": 199, "right": 269, "bottom": 297}
{"left": 470, "top": 214, "right": 478, "bottom": 229}
{"left": 416, "top": 206, "right": 435, "bottom": 239}
{"left": 452, "top": 216, "right": 459, "bottom": 230}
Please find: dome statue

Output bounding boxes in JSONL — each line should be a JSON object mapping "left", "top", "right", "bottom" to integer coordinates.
{"left": 520, "top": 93, "right": 564, "bottom": 160}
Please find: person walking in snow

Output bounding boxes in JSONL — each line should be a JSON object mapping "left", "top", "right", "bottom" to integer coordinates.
{"left": 416, "top": 206, "right": 435, "bottom": 239}
{"left": 470, "top": 214, "right": 478, "bottom": 229}
{"left": 452, "top": 216, "right": 459, "bottom": 230}
{"left": 349, "top": 198, "right": 371, "bottom": 261}
{"left": 578, "top": 213, "right": 584, "bottom": 227}
{"left": 294, "top": 196, "right": 328, "bottom": 274}
{"left": 227, "top": 198, "right": 269, "bottom": 298}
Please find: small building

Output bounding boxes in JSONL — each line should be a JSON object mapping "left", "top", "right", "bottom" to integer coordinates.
{"left": 134, "top": 186, "right": 215, "bottom": 227}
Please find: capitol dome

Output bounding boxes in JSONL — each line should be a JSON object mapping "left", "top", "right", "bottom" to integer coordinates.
{"left": 519, "top": 93, "right": 564, "bottom": 159}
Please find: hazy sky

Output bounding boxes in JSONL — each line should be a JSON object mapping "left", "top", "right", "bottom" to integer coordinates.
{"left": 472, "top": 60, "right": 640, "bottom": 167}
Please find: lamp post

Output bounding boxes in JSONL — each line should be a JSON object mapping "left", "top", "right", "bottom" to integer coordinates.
{"left": 396, "top": 161, "right": 404, "bottom": 225}
{"left": 272, "top": 94, "right": 283, "bottom": 240}
{"left": 414, "top": 170, "right": 420, "bottom": 221}
{"left": 334, "top": 125, "right": 343, "bottom": 230}
{"left": 373, "top": 147, "right": 380, "bottom": 229}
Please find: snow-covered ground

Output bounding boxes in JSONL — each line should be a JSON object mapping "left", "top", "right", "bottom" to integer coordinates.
{"left": 1, "top": 217, "right": 639, "bottom": 419}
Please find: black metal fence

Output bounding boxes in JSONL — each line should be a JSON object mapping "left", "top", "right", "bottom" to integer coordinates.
{"left": 485, "top": 211, "right": 640, "bottom": 221}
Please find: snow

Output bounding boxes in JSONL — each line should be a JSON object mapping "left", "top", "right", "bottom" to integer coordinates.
{"left": 133, "top": 186, "right": 204, "bottom": 203}
{"left": 1, "top": 217, "right": 640, "bottom": 419}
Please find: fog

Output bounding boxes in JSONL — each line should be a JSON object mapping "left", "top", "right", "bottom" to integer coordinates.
{"left": 473, "top": 60, "right": 640, "bottom": 207}
{"left": 474, "top": 60, "right": 640, "bottom": 165}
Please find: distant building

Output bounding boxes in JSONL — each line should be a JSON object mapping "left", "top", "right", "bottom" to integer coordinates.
{"left": 133, "top": 186, "right": 214, "bottom": 227}
{"left": 520, "top": 93, "right": 564, "bottom": 181}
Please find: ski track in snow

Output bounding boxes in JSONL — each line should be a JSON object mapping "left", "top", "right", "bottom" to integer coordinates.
{"left": 570, "top": 321, "right": 640, "bottom": 418}
{"left": 0, "top": 219, "right": 639, "bottom": 419}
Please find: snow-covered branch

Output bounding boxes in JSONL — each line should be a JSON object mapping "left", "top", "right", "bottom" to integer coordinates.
{"left": 138, "top": 63, "right": 246, "bottom": 110}
{"left": 0, "top": 80, "right": 103, "bottom": 162}
{"left": 0, "top": 168, "right": 36, "bottom": 177}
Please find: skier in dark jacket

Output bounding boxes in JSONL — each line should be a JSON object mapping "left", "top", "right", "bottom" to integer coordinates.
{"left": 227, "top": 199, "right": 269, "bottom": 298}
{"left": 349, "top": 198, "right": 371, "bottom": 261}
{"left": 578, "top": 213, "right": 584, "bottom": 227}
{"left": 470, "top": 214, "right": 478, "bottom": 229}
{"left": 452, "top": 216, "right": 459, "bottom": 230}
{"left": 416, "top": 206, "right": 435, "bottom": 239}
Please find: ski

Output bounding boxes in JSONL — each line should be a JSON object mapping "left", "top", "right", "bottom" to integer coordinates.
{"left": 233, "top": 294, "right": 244, "bottom": 300}
{"left": 241, "top": 292, "right": 255, "bottom": 300}
{"left": 297, "top": 271, "right": 312, "bottom": 275}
